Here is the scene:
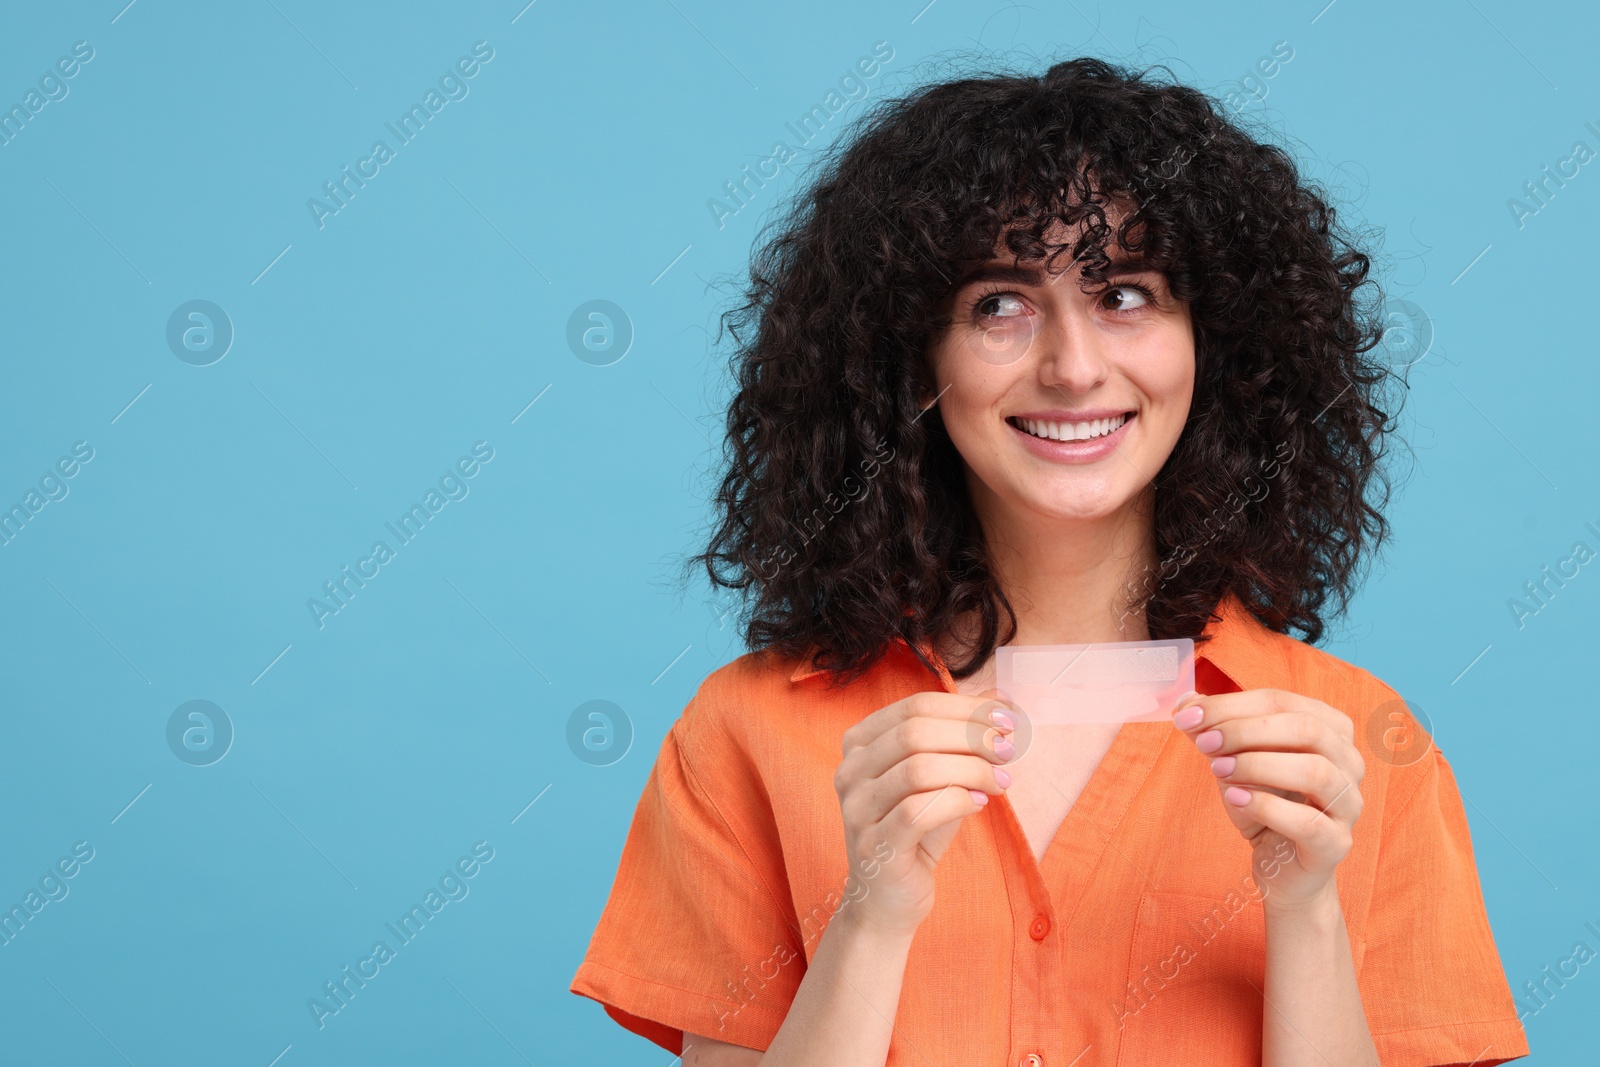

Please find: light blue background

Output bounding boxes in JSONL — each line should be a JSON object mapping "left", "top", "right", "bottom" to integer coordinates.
{"left": 0, "top": 0, "right": 1594, "bottom": 1063}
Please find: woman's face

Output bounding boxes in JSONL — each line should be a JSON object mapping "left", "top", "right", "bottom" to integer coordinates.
{"left": 924, "top": 225, "right": 1195, "bottom": 529}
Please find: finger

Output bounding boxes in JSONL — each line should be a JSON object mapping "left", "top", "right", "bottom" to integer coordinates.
{"left": 842, "top": 691, "right": 1017, "bottom": 757}
{"left": 1220, "top": 785, "right": 1354, "bottom": 866}
{"left": 1208, "top": 751, "right": 1363, "bottom": 823}
{"left": 1173, "top": 688, "right": 1353, "bottom": 741}
{"left": 873, "top": 783, "right": 989, "bottom": 861}
{"left": 850, "top": 751, "right": 1010, "bottom": 827}
{"left": 843, "top": 715, "right": 1015, "bottom": 785}
{"left": 1188, "top": 709, "right": 1357, "bottom": 770}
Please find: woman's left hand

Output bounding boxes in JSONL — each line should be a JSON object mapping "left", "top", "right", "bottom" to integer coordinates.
{"left": 1172, "top": 688, "right": 1365, "bottom": 911}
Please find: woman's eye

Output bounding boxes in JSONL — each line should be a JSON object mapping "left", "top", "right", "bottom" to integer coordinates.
{"left": 975, "top": 292, "right": 1026, "bottom": 318}
{"left": 1102, "top": 285, "right": 1151, "bottom": 312}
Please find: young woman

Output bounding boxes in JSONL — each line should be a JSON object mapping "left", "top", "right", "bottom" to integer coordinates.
{"left": 571, "top": 57, "right": 1528, "bottom": 1066}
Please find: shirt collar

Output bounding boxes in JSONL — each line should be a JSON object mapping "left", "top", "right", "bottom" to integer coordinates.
{"left": 788, "top": 590, "right": 1292, "bottom": 692}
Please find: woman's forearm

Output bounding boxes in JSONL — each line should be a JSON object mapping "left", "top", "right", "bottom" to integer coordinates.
{"left": 757, "top": 903, "right": 917, "bottom": 1067}
{"left": 1262, "top": 885, "right": 1381, "bottom": 1066}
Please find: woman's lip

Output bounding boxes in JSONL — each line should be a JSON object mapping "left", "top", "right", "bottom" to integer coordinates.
{"left": 1007, "top": 411, "right": 1135, "bottom": 462}
{"left": 1008, "top": 408, "right": 1134, "bottom": 422}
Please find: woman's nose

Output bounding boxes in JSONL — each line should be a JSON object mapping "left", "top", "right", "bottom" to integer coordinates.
{"left": 1033, "top": 310, "right": 1109, "bottom": 394}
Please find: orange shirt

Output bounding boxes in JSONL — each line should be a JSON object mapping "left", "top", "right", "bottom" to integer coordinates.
{"left": 570, "top": 591, "right": 1530, "bottom": 1065}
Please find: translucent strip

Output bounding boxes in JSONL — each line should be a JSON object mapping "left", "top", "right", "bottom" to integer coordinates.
{"left": 995, "top": 638, "right": 1195, "bottom": 724}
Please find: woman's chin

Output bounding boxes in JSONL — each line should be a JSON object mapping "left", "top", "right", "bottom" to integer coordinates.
{"left": 1007, "top": 478, "right": 1139, "bottom": 522}
{"left": 1029, "top": 495, "right": 1131, "bottom": 524}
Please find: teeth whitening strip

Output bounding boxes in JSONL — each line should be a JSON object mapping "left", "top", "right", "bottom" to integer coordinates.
{"left": 995, "top": 638, "right": 1195, "bottom": 725}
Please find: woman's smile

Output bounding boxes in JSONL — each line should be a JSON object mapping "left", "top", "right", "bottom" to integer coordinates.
{"left": 1005, "top": 409, "right": 1136, "bottom": 463}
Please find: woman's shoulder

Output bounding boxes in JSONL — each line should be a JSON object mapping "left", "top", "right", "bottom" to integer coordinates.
{"left": 1264, "top": 628, "right": 1403, "bottom": 714}
{"left": 1208, "top": 594, "right": 1410, "bottom": 737}
{"left": 679, "top": 646, "right": 812, "bottom": 724}
{"left": 1250, "top": 625, "right": 1437, "bottom": 784}
{"left": 670, "top": 645, "right": 879, "bottom": 770}
{"left": 684, "top": 639, "right": 914, "bottom": 719}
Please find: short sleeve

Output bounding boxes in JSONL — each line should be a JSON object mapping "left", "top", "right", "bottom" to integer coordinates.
{"left": 570, "top": 687, "right": 802, "bottom": 1055}
{"left": 1357, "top": 745, "right": 1531, "bottom": 1065}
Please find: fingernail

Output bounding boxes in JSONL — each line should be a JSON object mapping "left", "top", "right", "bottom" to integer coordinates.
{"left": 994, "top": 768, "right": 1011, "bottom": 788}
{"left": 989, "top": 709, "right": 1014, "bottom": 730}
{"left": 993, "top": 735, "right": 1016, "bottom": 760}
{"left": 969, "top": 789, "right": 989, "bottom": 806}
{"left": 1195, "top": 729, "right": 1223, "bottom": 754}
{"left": 1174, "top": 690, "right": 1202, "bottom": 709}
{"left": 1224, "top": 786, "right": 1251, "bottom": 806}
{"left": 1173, "top": 706, "right": 1204, "bottom": 730}
{"left": 1209, "top": 756, "right": 1236, "bottom": 777}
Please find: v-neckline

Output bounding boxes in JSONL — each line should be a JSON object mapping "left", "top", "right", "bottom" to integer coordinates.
{"left": 1029, "top": 723, "right": 1171, "bottom": 920}
{"left": 923, "top": 649, "right": 1176, "bottom": 923}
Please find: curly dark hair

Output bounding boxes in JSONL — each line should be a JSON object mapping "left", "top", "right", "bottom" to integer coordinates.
{"left": 682, "top": 54, "right": 1405, "bottom": 687}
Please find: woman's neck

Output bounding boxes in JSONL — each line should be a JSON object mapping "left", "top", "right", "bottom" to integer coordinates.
{"left": 940, "top": 488, "right": 1160, "bottom": 667}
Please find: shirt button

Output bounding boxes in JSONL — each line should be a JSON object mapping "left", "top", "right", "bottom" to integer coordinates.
{"left": 1029, "top": 914, "right": 1050, "bottom": 940}
{"left": 1021, "top": 1055, "right": 1044, "bottom": 1067}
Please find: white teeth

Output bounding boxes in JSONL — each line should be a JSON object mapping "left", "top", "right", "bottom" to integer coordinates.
{"left": 1015, "top": 412, "right": 1129, "bottom": 442}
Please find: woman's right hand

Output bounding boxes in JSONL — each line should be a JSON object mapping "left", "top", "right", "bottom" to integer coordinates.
{"left": 832, "top": 691, "right": 1017, "bottom": 938}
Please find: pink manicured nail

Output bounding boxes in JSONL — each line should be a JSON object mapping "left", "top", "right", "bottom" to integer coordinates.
{"left": 1209, "top": 756, "right": 1236, "bottom": 777}
{"left": 1173, "top": 706, "right": 1204, "bottom": 730}
{"left": 1195, "top": 729, "right": 1223, "bottom": 754}
{"left": 969, "top": 789, "right": 989, "bottom": 806}
{"left": 993, "top": 735, "right": 1016, "bottom": 760}
{"left": 1224, "top": 786, "right": 1251, "bottom": 806}
{"left": 994, "top": 768, "right": 1012, "bottom": 788}
{"left": 990, "top": 709, "right": 1014, "bottom": 730}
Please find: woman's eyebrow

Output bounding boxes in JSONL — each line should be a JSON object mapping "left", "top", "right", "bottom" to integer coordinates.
{"left": 954, "top": 263, "right": 1044, "bottom": 289}
{"left": 1103, "top": 256, "right": 1158, "bottom": 275}
{"left": 953, "top": 256, "right": 1159, "bottom": 290}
